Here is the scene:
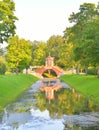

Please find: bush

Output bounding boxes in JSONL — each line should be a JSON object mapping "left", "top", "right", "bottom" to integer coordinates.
{"left": 0, "top": 62, "right": 6, "bottom": 75}
{"left": 88, "top": 67, "right": 97, "bottom": 75}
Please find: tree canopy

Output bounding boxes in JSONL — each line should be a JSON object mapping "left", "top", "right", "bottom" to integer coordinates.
{"left": 64, "top": 2, "right": 99, "bottom": 76}
{"left": 31, "top": 41, "right": 46, "bottom": 66}
{"left": 6, "top": 36, "right": 32, "bottom": 73}
{"left": 0, "top": 0, "right": 18, "bottom": 43}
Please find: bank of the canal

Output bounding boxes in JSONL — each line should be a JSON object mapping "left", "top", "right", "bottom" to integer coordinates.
{"left": 0, "top": 74, "right": 38, "bottom": 111}
{"left": 60, "top": 74, "right": 99, "bottom": 104}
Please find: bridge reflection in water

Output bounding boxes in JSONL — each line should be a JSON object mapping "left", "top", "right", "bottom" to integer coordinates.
{"left": 37, "top": 78, "right": 99, "bottom": 116}
{"left": 40, "top": 78, "right": 62, "bottom": 102}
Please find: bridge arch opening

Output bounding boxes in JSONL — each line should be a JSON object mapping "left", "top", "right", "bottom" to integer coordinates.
{"left": 42, "top": 69, "right": 57, "bottom": 78}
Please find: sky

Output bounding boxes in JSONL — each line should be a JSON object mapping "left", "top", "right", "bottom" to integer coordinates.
{"left": 14, "top": 0, "right": 98, "bottom": 42}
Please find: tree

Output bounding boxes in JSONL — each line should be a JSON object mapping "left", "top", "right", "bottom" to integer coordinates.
{"left": 69, "top": 3, "right": 98, "bottom": 24}
{"left": 6, "top": 36, "right": 32, "bottom": 74}
{"left": 46, "top": 35, "right": 65, "bottom": 66}
{"left": 82, "top": 19, "right": 99, "bottom": 77}
{"left": 64, "top": 2, "right": 99, "bottom": 75}
{"left": 31, "top": 42, "right": 46, "bottom": 66}
{"left": 0, "top": 0, "right": 18, "bottom": 43}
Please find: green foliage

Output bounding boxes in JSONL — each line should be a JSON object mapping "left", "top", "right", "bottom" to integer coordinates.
{"left": 0, "top": 62, "right": 6, "bottom": 74}
{"left": 69, "top": 3, "right": 99, "bottom": 24}
{"left": 64, "top": 2, "right": 99, "bottom": 75}
{"left": 46, "top": 35, "right": 72, "bottom": 68}
{"left": 6, "top": 36, "right": 32, "bottom": 73}
{"left": 88, "top": 67, "right": 97, "bottom": 75}
{"left": 0, "top": 0, "right": 18, "bottom": 43}
{"left": 46, "top": 35, "right": 64, "bottom": 62}
{"left": 31, "top": 41, "right": 47, "bottom": 66}
{"left": 82, "top": 20, "right": 99, "bottom": 66}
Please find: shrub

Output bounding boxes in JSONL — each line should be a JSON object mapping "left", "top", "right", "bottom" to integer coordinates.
{"left": 0, "top": 62, "right": 6, "bottom": 75}
{"left": 88, "top": 67, "right": 97, "bottom": 75}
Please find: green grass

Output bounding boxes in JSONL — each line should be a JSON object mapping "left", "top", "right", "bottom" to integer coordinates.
{"left": 0, "top": 74, "right": 38, "bottom": 111}
{"left": 60, "top": 74, "right": 99, "bottom": 104}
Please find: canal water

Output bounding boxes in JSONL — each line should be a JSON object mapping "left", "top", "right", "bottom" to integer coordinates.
{"left": 0, "top": 79, "right": 99, "bottom": 130}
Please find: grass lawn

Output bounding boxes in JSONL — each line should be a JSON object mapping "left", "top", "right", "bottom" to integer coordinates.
{"left": 0, "top": 74, "right": 38, "bottom": 111}
{"left": 60, "top": 74, "right": 99, "bottom": 104}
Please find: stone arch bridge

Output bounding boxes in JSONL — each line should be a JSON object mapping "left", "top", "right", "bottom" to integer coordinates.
{"left": 28, "top": 55, "right": 65, "bottom": 77}
{"left": 35, "top": 65, "right": 65, "bottom": 77}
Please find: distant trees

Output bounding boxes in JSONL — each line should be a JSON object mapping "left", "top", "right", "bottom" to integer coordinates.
{"left": 31, "top": 41, "right": 46, "bottom": 66}
{"left": 6, "top": 36, "right": 32, "bottom": 73}
{"left": 0, "top": 0, "right": 18, "bottom": 43}
{"left": 46, "top": 35, "right": 66, "bottom": 67}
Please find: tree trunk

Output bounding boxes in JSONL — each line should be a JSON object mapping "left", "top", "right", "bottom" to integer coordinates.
{"left": 16, "top": 68, "right": 19, "bottom": 75}
{"left": 72, "top": 66, "right": 75, "bottom": 74}
{"left": 85, "top": 66, "right": 88, "bottom": 76}
{"left": 16, "top": 61, "right": 19, "bottom": 74}
{"left": 26, "top": 68, "right": 28, "bottom": 74}
{"left": 76, "top": 66, "right": 79, "bottom": 74}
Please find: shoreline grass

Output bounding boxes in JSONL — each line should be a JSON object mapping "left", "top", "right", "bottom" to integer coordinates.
{"left": 0, "top": 74, "right": 38, "bottom": 111}
{"left": 60, "top": 74, "right": 99, "bottom": 104}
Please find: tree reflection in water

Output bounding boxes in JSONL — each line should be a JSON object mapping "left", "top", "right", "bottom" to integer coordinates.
{"left": 34, "top": 87, "right": 99, "bottom": 117}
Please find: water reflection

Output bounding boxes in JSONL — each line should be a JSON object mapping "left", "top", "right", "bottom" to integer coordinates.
{"left": 35, "top": 79, "right": 99, "bottom": 116}
{"left": 0, "top": 80, "right": 99, "bottom": 130}
{"left": 40, "top": 78, "right": 62, "bottom": 101}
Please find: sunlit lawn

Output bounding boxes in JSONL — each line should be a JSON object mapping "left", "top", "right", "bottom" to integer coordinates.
{"left": 60, "top": 74, "right": 99, "bottom": 104}
{"left": 0, "top": 74, "right": 38, "bottom": 111}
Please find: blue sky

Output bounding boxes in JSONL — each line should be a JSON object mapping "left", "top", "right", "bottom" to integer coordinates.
{"left": 14, "top": 0, "right": 98, "bottom": 42}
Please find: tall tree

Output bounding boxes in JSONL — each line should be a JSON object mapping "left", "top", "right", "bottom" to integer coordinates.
{"left": 67, "top": 3, "right": 99, "bottom": 44}
{"left": 46, "top": 35, "right": 64, "bottom": 66}
{"left": 82, "top": 19, "right": 99, "bottom": 77}
{"left": 69, "top": 3, "right": 98, "bottom": 24}
{"left": 0, "top": 0, "right": 18, "bottom": 43}
{"left": 6, "top": 36, "right": 32, "bottom": 73}
{"left": 64, "top": 2, "right": 99, "bottom": 75}
{"left": 31, "top": 42, "right": 46, "bottom": 66}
